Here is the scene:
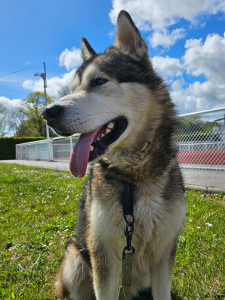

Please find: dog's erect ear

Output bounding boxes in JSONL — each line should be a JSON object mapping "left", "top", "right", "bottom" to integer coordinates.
{"left": 114, "top": 10, "right": 148, "bottom": 59}
{"left": 81, "top": 37, "right": 97, "bottom": 61}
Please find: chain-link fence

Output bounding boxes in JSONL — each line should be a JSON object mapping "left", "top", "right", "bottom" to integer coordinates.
{"left": 16, "top": 108, "right": 225, "bottom": 171}
{"left": 16, "top": 135, "right": 79, "bottom": 162}
{"left": 177, "top": 107, "right": 225, "bottom": 170}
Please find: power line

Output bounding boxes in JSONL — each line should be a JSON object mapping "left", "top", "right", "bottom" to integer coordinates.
{"left": 0, "top": 62, "right": 44, "bottom": 78}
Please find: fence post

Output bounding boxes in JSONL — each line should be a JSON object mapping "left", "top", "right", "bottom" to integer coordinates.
{"left": 46, "top": 136, "right": 51, "bottom": 162}
{"left": 49, "top": 139, "right": 53, "bottom": 161}
{"left": 25, "top": 145, "right": 27, "bottom": 160}
{"left": 70, "top": 136, "right": 73, "bottom": 153}
{"left": 36, "top": 142, "right": 39, "bottom": 160}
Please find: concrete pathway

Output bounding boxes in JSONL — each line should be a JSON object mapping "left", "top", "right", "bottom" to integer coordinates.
{"left": 181, "top": 168, "right": 225, "bottom": 193}
{"left": 0, "top": 159, "right": 70, "bottom": 172}
{"left": 1, "top": 160, "right": 225, "bottom": 193}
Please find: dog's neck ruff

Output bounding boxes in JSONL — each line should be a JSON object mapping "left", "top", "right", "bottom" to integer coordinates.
{"left": 100, "top": 160, "right": 138, "bottom": 184}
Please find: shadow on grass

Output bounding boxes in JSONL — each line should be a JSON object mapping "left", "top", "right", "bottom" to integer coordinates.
{"left": 132, "top": 288, "right": 183, "bottom": 300}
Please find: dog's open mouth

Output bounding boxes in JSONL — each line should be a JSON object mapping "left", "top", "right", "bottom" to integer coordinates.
{"left": 69, "top": 117, "right": 128, "bottom": 177}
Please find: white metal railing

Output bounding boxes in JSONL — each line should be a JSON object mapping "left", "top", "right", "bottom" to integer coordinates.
{"left": 16, "top": 107, "right": 225, "bottom": 171}
{"left": 16, "top": 134, "right": 80, "bottom": 162}
{"left": 179, "top": 106, "right": 225, "bottom": 117}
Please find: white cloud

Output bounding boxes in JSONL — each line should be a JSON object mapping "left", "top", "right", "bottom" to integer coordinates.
{"left": 152, "top": 32, "right": 225, "bottom": 113}
{"left": 59, "top": 47, "right": 82, "bottom": 71}
{"left": 188, "top": 81, "right": 225, "bottom": 110}
{"left": 171, "top": 79, "right": 225, "bottom": 113}
{"left": 170, "top": 79, "right": 191, "bottom": 112}
{"left": 152, "top": 55, "right": 184, "bottom": 79}
{"left": 149, "top": 28, "right": 186, "bottom": 48}
{"left": 110, "top": 0, "right": 225, "bottom": 30}
{"left": 23, "top": 69, "right": 75, "bottom": 98}
{"left": 109, "top": 0, "right": 225, "bottom": 48}
{"left": 0, "top": 96, "right": 23, "bottom": 110}
{"left": 183, "top": 32, "right": 225, "bottom": 83}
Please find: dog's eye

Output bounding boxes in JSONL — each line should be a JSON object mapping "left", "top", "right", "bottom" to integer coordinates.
{"left": 91, "top": 77, "right": 108, "bottom": 87}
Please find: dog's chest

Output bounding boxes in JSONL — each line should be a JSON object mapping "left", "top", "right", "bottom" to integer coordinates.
{"left": 90, "top": 183, "right": 172, "bottom": 262}
{"left": 132, "top": 190, "right": 169, "bottom": 253}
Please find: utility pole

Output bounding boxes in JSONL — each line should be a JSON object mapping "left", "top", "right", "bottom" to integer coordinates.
{"left": 34, "top": 62, "right": 51, "bottom": 161}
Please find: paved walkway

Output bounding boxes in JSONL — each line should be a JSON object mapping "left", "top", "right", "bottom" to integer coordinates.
{"left": 1, "top": 160, "right": 225, "bottom": 193}
{"left": 181, "top": 168, "right": 225, "bottom": 193}
{"left": 0, "top": 159, "right": 71, "bottom": 172}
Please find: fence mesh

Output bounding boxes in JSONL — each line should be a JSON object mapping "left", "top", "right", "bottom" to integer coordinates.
{"left": 52, "top": 137, "right": 78, "bottom": 161}
{"left": 16, "top": 135, "right": 79, "bottom": 162}
{"left": 16, "top": 109, "right": 225, "bottom": 171}
{"left": 177, "top": 110, "right": 225, "bottom": 170}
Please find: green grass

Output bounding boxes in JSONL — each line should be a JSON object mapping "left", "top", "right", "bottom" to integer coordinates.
{"left": 0, "top": 163, "right": 224, "bottom": 300}
{"left": 172, "top": 191, "right": 225, "bottom": 299}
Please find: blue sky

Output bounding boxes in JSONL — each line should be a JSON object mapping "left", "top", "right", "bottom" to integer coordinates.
{"left": 0, "top": 0, "right": 225, "bottom": 114}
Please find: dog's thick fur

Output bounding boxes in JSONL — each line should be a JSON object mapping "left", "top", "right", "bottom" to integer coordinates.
{"left": 43, "top": 11, "right": 186, "bottom": 300}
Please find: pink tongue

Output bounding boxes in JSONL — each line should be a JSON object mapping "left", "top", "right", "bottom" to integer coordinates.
{"left": 69, "top": 128, "right": 101, "bottom": 177}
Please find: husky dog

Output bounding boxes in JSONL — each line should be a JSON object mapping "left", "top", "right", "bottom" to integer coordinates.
{"left": 43, "top": 10, "right": 186, "bottom": 300}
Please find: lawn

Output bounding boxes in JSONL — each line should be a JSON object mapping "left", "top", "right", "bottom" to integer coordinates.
{"left": 0, "top": 163, "right": 224, "bottom": 300}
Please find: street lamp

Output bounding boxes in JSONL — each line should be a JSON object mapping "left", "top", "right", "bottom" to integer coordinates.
{"left": 34, "top": 62, "right": 51, "bottom": 161}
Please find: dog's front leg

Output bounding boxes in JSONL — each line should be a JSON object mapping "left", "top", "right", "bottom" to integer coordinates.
{"left": 91, "top": 252, "right": 121, "bottom": 300}
{"left": 151, "top": 254, "right": 173, "bottom": 300}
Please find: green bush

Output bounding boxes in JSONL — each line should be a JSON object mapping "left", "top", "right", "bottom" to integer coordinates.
{"left": 0, "top": 137, "right": 45, "bottom": 160}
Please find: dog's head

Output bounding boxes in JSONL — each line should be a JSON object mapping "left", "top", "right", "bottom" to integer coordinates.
{"left": 43, "top": 11, "right": 172, "bottom": 178}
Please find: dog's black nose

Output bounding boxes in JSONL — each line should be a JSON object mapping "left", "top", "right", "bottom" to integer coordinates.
{"left": 42, "top": 105, "right": 62, "bottom": 121}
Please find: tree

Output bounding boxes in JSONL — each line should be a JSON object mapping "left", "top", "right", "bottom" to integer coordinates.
{"left": 0, "top": 103, "right": 25, "bottom": 136}
{"left": 0, "top": 103, "right": 8, "bottom": 136}
{"left": 8, "top": 109, "right": 26, "bottom": 135}
{"left": 16, "top": 91, "right": 55, "bottom": 137}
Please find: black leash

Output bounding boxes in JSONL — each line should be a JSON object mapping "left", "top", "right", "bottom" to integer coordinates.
{"left": 122, "top": 182, "right": 135, "bottom": 257}
{"left": 117, "top": 182, "right": 135, "bottom": 300}
{"left": 101, "top": 161, "right": 135, "bottom": 300}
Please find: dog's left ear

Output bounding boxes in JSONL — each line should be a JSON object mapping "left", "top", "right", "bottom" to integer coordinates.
{"left": 114, "top": 10, "right": 148, "bottom": 59}
{"left": 81, "top": 37, "right": 97, "bottom": 61}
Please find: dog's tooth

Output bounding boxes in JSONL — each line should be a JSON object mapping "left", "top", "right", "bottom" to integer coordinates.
{"left": 90, "top": 145, "right": 94, "bottom": 151}
{"left": 97, "top": 138, "right": 100, "bottom": 141}
{"left": 105, "top": 128, "right": 111, "bottom": 134}
{"left": 107, "top": 122, "right": 115, "bottom": 129}
{"left": 101, "top": 134, "right": 105, "bottom": 138}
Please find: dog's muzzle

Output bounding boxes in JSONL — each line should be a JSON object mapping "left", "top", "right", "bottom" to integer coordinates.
{"left": 42, "top": 105, "right": 62, "bottom": 123}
